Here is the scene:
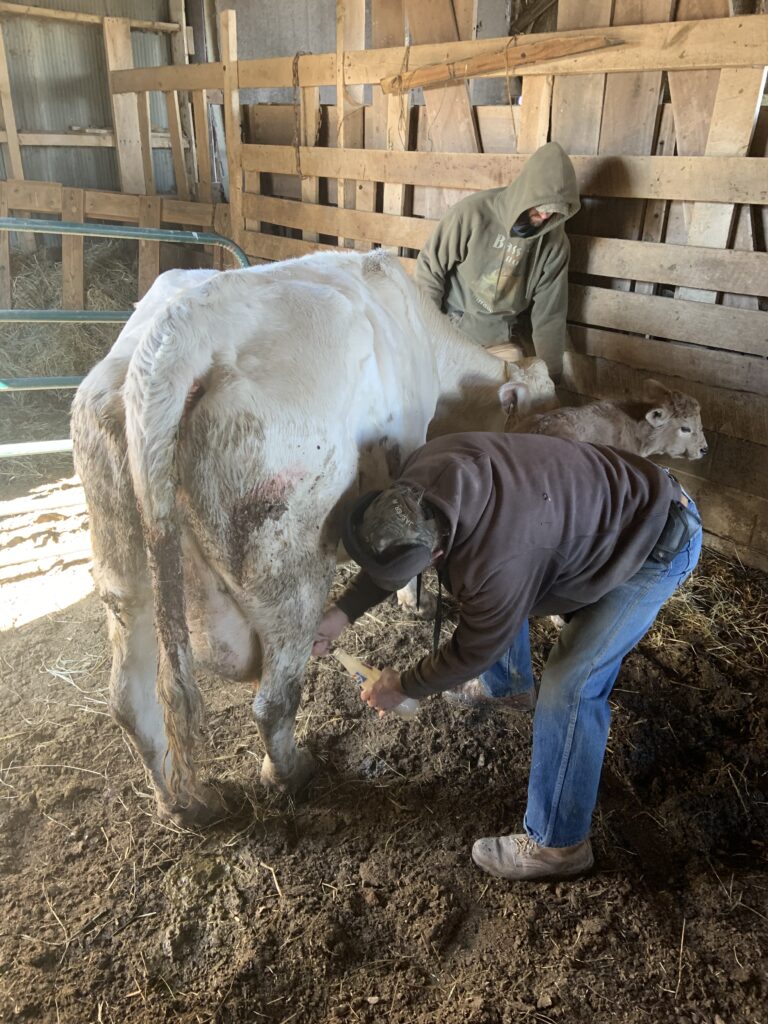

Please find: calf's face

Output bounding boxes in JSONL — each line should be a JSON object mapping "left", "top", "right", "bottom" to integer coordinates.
{"left": 644, "top": 382, "right": 708, "bottom": 460}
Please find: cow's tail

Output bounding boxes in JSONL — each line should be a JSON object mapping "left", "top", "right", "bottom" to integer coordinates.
{"left": 122, "top": 280, "right": 222, "bottom": 805}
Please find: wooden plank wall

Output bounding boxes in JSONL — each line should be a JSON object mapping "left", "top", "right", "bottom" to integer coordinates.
{"left": 3, "top": 4, "right": 768, "bottom": 570}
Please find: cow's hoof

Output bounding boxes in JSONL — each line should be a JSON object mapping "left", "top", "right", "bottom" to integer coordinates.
{"left": 159, "top": 785, "right": 229, "bottom": 829}
{"left": 396, "top": 588, "right": 437, "bottom": 619}
{"left": 260, "top": 749, "right": 317, "bottom": 794}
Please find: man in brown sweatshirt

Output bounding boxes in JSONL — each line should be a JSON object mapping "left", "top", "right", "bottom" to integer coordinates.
{"left": 313, "top": 432, "right": 702, "bottom": 881}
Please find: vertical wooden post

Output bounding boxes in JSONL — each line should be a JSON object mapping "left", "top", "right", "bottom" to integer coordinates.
{"left": 404, "top": 0, "right": 481, "bottom": 220}
{"left": 336, "top": 0, "right": 369, "bottom": 248}
{"left": 137, "top": 91, "right": 155, "bottom": 195}
{"left": 516, "top": 75, "right": 553, "bottom": 154}
{"left": 192, "top": 89, "right": 212, "bottom": 203}
{"left": 676, "top": 66, "right": 767, "bottom": 303}
{"left": 550, "top": 0, "right": 612, "bottom": 155}
{"left": 371, "top": 0, "right": 408, "bottom": 250}
{"left": 138, "top": 195, "right": 162, "bottom": 298}
{"left": 168, "top": 0, "right": 198, "bottom": 188}
{"left": 0, "top": 188, "right": 11, "bottom": 307}
{"left": 61, "top": 187, "right": 84, "bottom": 310}
{"left": 220, "top": 9, "right": 243, "bottom": 254}
{"left": 300, "top": 84, "right": 321, "bottom": 243}
{"left": 635, "top": 101, "right": 676, "bottom": 295}
{"left": 165, "top": 90, "right": 191, "bottom": 199}
{"left": 0, "top": 24, "right": 33, "bottom": 253}
{"left": 103, "top": 17, "right": 146, "bottom": 194}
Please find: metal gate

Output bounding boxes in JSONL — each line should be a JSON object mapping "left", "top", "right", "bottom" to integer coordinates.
{"left": 0, "top": 217, "right": 249, "bottom": 458}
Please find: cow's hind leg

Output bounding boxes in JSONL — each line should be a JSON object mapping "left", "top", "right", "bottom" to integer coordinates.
{"left": 106, "top": 585, "right": 224, "bottom": 825}
{"left": 249, "top": 558, "right": 335, "bottom": 794}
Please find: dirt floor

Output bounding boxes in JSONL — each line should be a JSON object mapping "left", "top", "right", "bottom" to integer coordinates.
{"left": 1, "top": 459, "right": 766, "bottom": 1024}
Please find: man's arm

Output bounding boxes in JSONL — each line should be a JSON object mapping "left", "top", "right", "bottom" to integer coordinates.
{"left": 529, "top": 234, "right": 570, "bottom": 381}
{"left": 400, "top": 563, "right": 546, "bottom": 698}
{"left": 415, "top": 207, "right": 465, "bottom": 309}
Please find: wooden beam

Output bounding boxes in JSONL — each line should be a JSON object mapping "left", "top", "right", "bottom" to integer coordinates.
{"left": 243, "top": 193, "right": 430, "bottom": 249}
{"left": 0, "top": 189, "right": 10, "bottom": 306}
{"left": 0, "top": 128, "right": 184, "bottom": 149}
{"left": 516, "top": 75, "right": 553, "bottom": 154}
{"left": 569, "top": 234, "right": 767, "bottom": 297}
{"left": 107, "top": 16, "right": 768, "bottom": 97}
{"left": 0, "top": 22, "right": 32, "bottom": 252}
{"left": 165, "top": 90, "right": 191, "bottom": 200}
{"left": 192, "top": 89, "right": 212, "bottom": 202}
{"left": 569, "top": 283, "right": 767, "bottom": 358}
{"left": 551, "top": 0, "right": 612, "bottom": 156}
{"left": 336, "top": 0, "right": 369, "bottom": 248}
{"left": 568, "top": 324, "right": 768, "bottom": 396}
{"left": 61, "top": 187, "right": 84, "bottom": 310}
{"left": 0, "top": 1, "right": 179, "bottom": 32}
{"left": 168, "top": 0, "right": 197, "bottom": 190}
{"left": 300, "top": 85, "right": 321, "bottom": 242}
{"left": 404, "top": 0, "right": 480, "bottom": 220}
{"left": 381, "top": 33, "right": 622, "bottom": 94}
{"left": 110, "top": 62, "right": 224, "bottom": 95}
{"left": 241, "top": 145, "right": 768, "bottom": 204}
{"left": 220, "top": 9, "right": 243, "bottom": 252}
{"left": 137, "top": 92, "right": 155, "bottom": 195}
{"left": 676, "top": 66, "right": 767, "bottom": 302}
{"left": 369, "top": 0, "right": 404, "bottom": 148}
{"left": 102, "top": 18, "right": 146, "bottom": 194}
{"left": 138, "top": 195, "right": 161, "bottom": 298}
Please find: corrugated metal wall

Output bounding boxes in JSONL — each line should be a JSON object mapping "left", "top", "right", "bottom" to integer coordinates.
{"left": 0, "top": 0, "right": 175, "bottom": 192}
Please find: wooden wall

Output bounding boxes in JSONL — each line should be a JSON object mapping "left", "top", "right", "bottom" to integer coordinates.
{"left": 2, "top": 1, "right": 767, "bottom": 568}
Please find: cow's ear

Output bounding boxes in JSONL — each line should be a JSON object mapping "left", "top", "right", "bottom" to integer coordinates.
{"left": 646, "top": 404, "right": 671, "bottom": 427}
{"left": 498, "top": 381, "right": 529, "bottom": 415}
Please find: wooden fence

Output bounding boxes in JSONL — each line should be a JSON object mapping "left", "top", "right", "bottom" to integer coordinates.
{"left": 1, "top": 1, "right": 766, "bottom": 567}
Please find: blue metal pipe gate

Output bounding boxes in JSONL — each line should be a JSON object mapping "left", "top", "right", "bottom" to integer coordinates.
{"left": 0, "top": 217, "right": 249, "bottom": 458}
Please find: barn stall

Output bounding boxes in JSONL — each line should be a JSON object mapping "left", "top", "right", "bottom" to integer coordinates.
{"left": 0, "top": 1, "right": 766, "bottom": 1021}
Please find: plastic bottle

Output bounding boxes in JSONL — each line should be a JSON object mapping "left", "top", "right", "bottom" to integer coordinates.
{"left": 332, "top": 649, "right": 420, "bottom": 719}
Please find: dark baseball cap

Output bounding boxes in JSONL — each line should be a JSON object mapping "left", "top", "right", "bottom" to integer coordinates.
{"left": 341, "top": 491, "right": 434, "bottom": 591}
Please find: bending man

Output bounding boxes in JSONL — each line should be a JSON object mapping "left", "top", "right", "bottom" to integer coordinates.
{"left": 313, "top": 432, "right": 702, "bottom": 881}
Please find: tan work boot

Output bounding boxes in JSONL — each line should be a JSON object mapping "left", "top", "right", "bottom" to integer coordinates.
{"left": 443, "top": 678, "right": 536, "bottom": 711}
{"left": 471, "top": 833, "right": 594, "bottom": 880}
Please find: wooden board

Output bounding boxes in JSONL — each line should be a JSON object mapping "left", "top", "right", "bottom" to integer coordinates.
{"left": 61, "top": 187, "right": 84, "bottom": 310}
{"left": 403, "top": 0, "right": 480, "bottom": 219}
{"left": 137, "top": 92, "right": 155, "bottom": 195}
{"left": 242, "top": 193, "right": 430, "bottom": 249}
{"left": 516, "top": 75, "right": 552, "bottom": 154}
{"left": 220, "top": 9, "right": 243, "bottom": 248}
{"left": 242, "top": 145, "right": 768, "bottom": 204}
{"left": 0, "top": 189, "right": 10, "bottom": 306}
{"left": 568, "top": 324, "right": 768, "bottom": 396}
{"left": 569, "top": 284, "right": 767, "bottom": 358}
{"left": 551, "top": 0, "right": 612, "bottom": 155}
{"left": 165, "top": 90, "right": 191, "bottom": 200}
{"left": 676, "top": 66, "right": 767, "bottom": 303}
{"left": 569, "top": 234, "right": 767, "bottom": 296}
{"left": 102, "top": 18, "right": 145, "bottom": 195}
{"left": 168, "top": 0, "right": 197, "bottom": 188}
{"left": 192, "top": 90, "right": 212, "bottom": 202}
{"left": 336, "top": 0, "right": 370, "bottom": 248}
{"left": 138, "top": 195, "right": 161, "bottom": 298}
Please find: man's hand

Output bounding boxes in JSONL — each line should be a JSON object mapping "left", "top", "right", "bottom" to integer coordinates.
{"left": 312, "top": 606, "right": 350, "bottom": 656}
{"left": 360, "top": 667, "right": 405, "bottom": 717}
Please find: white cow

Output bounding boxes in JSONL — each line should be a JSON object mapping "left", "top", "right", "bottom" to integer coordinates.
{"left": 72, "top": 250, "right": 555, "bottom": 824}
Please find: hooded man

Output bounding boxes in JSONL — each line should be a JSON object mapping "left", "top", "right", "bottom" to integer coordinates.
{"left": 415, "top": 141, "right": 580, "bottom": 380}
{"left": 312, "top": 432, "right": 702, "bottom": 881}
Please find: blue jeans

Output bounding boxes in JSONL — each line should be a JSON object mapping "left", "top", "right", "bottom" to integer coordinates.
{"left": 480, "top": 499, "right": 702, "bottom": 847}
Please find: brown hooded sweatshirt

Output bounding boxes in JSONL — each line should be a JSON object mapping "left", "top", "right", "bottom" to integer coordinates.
{"left": 415, "top": 142, "right": 580, "bottom": 377}
{"left": 336, "top": 432, "right": 681, "bottom": 700}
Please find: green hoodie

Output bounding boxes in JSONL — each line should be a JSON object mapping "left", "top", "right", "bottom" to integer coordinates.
{"left": 415, "top": 141, "right": 580, "bottom": 377}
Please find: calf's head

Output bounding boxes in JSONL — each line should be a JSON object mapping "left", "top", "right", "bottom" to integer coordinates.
{"left": 643, "top": 380, "right": 708, "bottom": 460}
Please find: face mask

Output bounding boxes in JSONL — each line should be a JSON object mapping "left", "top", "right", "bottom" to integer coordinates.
{"left": 511, "top": 211, "right": 541, "bottom": 238}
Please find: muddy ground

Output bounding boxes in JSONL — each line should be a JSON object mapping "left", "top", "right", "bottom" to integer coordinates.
{"left": 1, "top": 462, "right": 766, "bottom": 1024}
